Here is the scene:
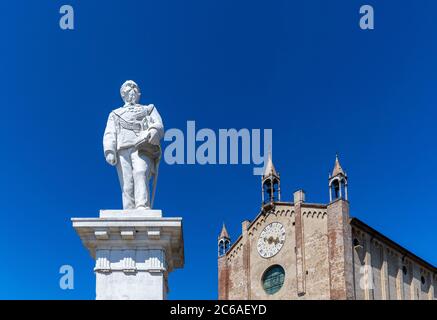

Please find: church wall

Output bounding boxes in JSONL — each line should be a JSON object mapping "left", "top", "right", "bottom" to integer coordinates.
{"left": 352, "top": 229, "right": 366, "bottom": 299}
{"left": 402, "top": 259, "right": 412, "bottom": 300}
{"left": 247, "top": 206, "right": 297, "bottom": 300}
{"left": 434, "top": 275, "right": 437, "bottom": 300}
{"left": 224, "top": 241, "right": 245, "bottom": 300}
{"left": 226, "top": 240, "right": 248, "bottom": 299}
{"left": 387, "top": 250, "right": 399, "bottom": 300}
{"left": 327, "top": 199, "right": 354, "bottom": 299}
{"left": 403, "top": 258, "right": 436, "bottom": 300}
{"left": 223, "top": 215, "right": 436, "bottom": 300}
{"left": 420, "top": 268, "right": 432, "bottom": 300}
{"left": 223, "top": 212, "right": 436, "bottom": 300}
{"left": 412, "top": 263, "right": 421, "bottom": 299}
{"left": 302, "top": 209, "right": 330, "bottom": 299}
{"left": 370, "top": 240, "right": 383, "bottom": 300}
{"left": 351, "top": 225, "right": 436, "bottom": 300}
{"left": 218, "top": 256, "right": 229, "bottom": 300}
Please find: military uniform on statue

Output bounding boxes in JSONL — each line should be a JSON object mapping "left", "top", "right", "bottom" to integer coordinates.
{"left": 103, "top": 80, "right": 163, "bottom": 210}
{"left": 72, "top": 80, "right": 184, "bottom": 300}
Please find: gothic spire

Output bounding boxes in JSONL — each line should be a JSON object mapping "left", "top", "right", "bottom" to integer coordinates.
{"left": 263, "top": 151, "right": 279, "bottom": 179}
{"left": 219, "top": 223, "right": 230, "bottom": 240}
{"left": 331, "top": 154, "right": 346, "bottom": 177}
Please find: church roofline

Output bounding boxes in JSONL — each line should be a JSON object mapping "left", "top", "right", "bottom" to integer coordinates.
{"left": 301, "top": 203, "right": 328, "bottom": 209}
{"left": 350, "top": 217, "right": 437, "bottom": 273}
{"left": 223, "top": 234, "right": 243, "bottom": 257}
{"left": 246, "top": 201, "right": 329, "bottom": 235}
{"left": 267, "top": 201, "right": 292, "bottom": 206}
{"left": 224, "top": 201, "right": 330, "bottom": 257}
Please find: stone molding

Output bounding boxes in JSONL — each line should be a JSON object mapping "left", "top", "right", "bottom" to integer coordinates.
{"left": 94, "top": 249, "right": 167, "bottom": 273}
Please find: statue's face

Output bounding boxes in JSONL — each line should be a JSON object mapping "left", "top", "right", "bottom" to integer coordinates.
{"left": 121, "top": 81, "right": 141, "bottom": 105}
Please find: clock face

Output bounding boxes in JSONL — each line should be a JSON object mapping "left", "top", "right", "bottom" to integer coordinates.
{"left": 257, "top": 222, "right": 286, "bottom": 258}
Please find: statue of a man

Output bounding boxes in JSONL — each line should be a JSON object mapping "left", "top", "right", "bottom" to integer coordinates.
{"left": 103, "top": 80, "right": 164, "bottom": 210}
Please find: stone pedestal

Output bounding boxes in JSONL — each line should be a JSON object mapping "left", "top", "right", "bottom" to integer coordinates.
{"left": 72, "top": 209, "right": 184, "bottom": 300}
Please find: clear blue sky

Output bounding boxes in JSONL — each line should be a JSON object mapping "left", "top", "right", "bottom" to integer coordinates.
{"left": 0, "top": 0, "right": 436, "bottom": 299}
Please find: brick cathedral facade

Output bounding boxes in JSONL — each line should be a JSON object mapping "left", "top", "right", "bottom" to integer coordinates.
{"left": 217, "top": 155, "right": 436, "bottom": 300}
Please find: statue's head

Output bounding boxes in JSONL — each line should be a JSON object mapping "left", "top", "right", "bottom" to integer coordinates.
{"left": 120, "top": 80, "right": 141, "bottom": 105}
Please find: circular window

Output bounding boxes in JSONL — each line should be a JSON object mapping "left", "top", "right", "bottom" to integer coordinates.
{"left": 262, "top": 265, "right": 285, "bottom": 295}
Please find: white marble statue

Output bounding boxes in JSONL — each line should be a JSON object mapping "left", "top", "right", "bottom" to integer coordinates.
{"left": 103, "top": 80, "right": 164, "bottom": 210}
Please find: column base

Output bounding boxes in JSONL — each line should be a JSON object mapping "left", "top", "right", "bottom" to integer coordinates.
{"left": 72, "top": 209, "right": 184, "bottom": 300}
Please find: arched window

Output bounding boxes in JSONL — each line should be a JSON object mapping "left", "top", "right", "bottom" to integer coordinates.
{"left": 331, "top": 179, "right": 340, "bottom": 199}
{"left": 218, "top": 239, "right": 230, "bottom": 256}
{"left": 218, "top": 240, "right": 225, "bottom": 256}
{"left": 330, "top": 177, "right": 347, "bottom": 201}
{"left": 262, "top": 265, "right": 285, "bottom": 295}
{"left": 272, "top": 178, "right": 279, "bottom": 202}
{"left": 263, "top": 182, "right": 271, "bottom": 204}
{"left": 263, "top": 177, "right": 280, "bottom": 204}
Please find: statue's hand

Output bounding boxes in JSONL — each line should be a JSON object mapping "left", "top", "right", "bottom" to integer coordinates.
{"left": 147, "top": 128, "right": 160, "bottom": 145}
{"left": 106, "top": 152, "right": 117, "bottom": 166}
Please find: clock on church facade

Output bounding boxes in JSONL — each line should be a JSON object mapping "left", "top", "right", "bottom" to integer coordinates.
{"left": 217, "top": 154, "right": 437, "bottom": 300}
{"left": 257, "top": 222, "right": 286, "bottom": 258}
